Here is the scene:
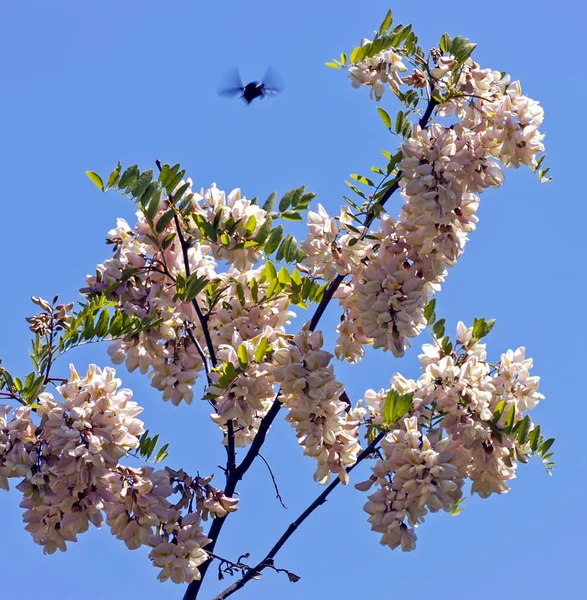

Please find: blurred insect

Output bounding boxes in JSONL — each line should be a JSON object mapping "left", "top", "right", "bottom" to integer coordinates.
{"left": 218, "top": 67, "right": 283, "bottom": 105}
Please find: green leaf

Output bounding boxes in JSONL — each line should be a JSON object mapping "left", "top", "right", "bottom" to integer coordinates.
{"left": 424, "top": 299, "right": 436, "bottom": 325}
{"left": 281, "top": 211, "right": 303, "bottom": 221}
{"left": 185, "top": 275, "right": 208, "bottom": 302}
{"left": 441, "top": 336, "right": 453, "bottom": 355}
{"left": 146, "top": 189, "right": 162, "bottom": 222}
{"left": 155, "top": 443, "right": 170, "bottom": 463}
{"left": 350, "top": 174, "right": 375, "bottom": 187}
{"left": 265, "top": 226, "right": 283, "bottom": 255}
{"left": 528, "top": 425, "right": 541, "bottom": 452}
{"left": 166, "top": 169, "right": 186, "bottom": 195}
{"left": 107, "top": 162, "right": 122, "bottom": 189}
{"left": 85, "top": 171, "right": 104, "bottom": 192}
{"left": 262, "top": 192, "right": 277, "bottom": 213}
{"left": 517, "top": 415, "right": 532, "bottom": 446}
{"left": 236, "top": 282, "right": 246, "bottom": 306}
{"left": 118, "top": 165, "right": 139, "bottom": 190}
{"left": 432, "top": 318, "right": 446, "bottom": 339}
{"left": 254, "top": 217, "right": 273, "bottom": 244}
{"left": 254, "top": 337, "right": 269, "bottom": 363}
{"left": 95, "top": 309, "right": 110, "bottom": 338}
{"left": 155, "top": 210, "right": 176, "bottom": 234}
{"left": 439, "top": 33, "right": 452, "bottom": 53}
{"left": 538, "top": 438, "right": 555, "bottom": 456}
{"left": 472, "top": 317, "right": 496, "bottom": 342}
{"left": 128, "top": 169, "right": 154, "bottom": 199}
{"left": 451, "top": 36, "right": 476, "bottom": 67}
{"left": 139, "top": 182, "right": 158, "bottom": 207}
{"left": 450, "top": 497, "right": 466, "bottom": 516}
{"left": 340, "top": 52, "right": 347, "bottom": 66}
{"left": 237, "top": 344, "right": 249, "bottom": 367}
{"left": 276, "top": 235, "right": 292, "bottom": 262}
{"left": 492, "top": 400, "right": 506, "bottom": 424}
{"left": 244, "top": 215, "right": 257, "bottom": 236}
{"left": 278, "top": 267, "right": 291, "bottom": 285}
{"left": 378, "top": 9, "right": 393, "bottom": 35}
{"left": 173, "top": 181, "right": 190, "bottom": 203}
{"left": 264, "top": 261, "right": 277, "bottom": 281}
{"left": 279, "top": 189, "right": 296, "bottom": 212}
{"left": 377, "top": 107, "right": 392, "bottom": 130}
{"left": 325, "top": 62, "right": 340, "bottom": 69}
{"left": 344, "top": 181, "right": 367, "bottom": 200}
{"left": 503, "top": 404, "right": 516, "bottom": 434}
{"left": 383, "top": 390, "right": 414, "bottom": 427}
{"left": 249, "top": 277, "right": 259, "bottom": 303}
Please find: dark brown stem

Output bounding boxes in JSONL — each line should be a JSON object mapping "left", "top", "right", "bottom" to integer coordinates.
{"left": 258, "top": 452, "right": 287, "bottom": 509}
{"left": 43, "top": 312, "right": 56, "bottom": 384}
{"left": 210, "top": 431, "right": 386, "bottom": 600}
{"left": 184, "top": 95, "right": 439, "bottom": 600}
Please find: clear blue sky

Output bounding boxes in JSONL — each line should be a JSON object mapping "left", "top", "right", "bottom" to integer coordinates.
{"left": 0, "top": 1, "right": 584, "bottom": 598}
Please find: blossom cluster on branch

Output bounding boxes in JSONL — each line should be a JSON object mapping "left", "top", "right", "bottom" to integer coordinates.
{"left": 357, "top": 321, "right": 545, "bottom": 550}
{"left": 0, "top": 11, "right": 554, "bottom": 599}
{"left": 0, "top": 364, "right": 236, "bottom": 583}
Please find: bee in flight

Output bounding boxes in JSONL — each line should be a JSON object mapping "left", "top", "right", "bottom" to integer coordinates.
{"left": 218, "top": 67, "right": 283, "bottom": 105}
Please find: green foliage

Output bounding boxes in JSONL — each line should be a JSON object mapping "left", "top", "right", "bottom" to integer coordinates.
{"left": 85, "top": 171, "right": 104, "bottom": 192}
{"left": 377, "top": 107, "right": 392, "bottom": 131}
{"left": 450, "top": 497, "right": 466, "bottom": 516}
{"left": 382, "top": 389, "right": 414, "bottom": 428}
{"left": 261, "top": 260, "right": 326, "bottom": 307}
{"left": 449, "top": 35, "right": 477, "bottom": 68}
{"left": 136, "top": 430, "right": 170, "bottom": 463}
{"left": 58, "top": 295, "right": 160, "bottom": 355}
{"left": 533, "top": 155, "right": 552, "bottom": 183}
{"left": 471, "top": 317, "right": 496, "bottom": 345}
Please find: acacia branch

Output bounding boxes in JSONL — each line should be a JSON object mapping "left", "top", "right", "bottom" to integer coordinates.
{"left": 155, "top": 161, "right": 237, "bottom": 493}
{"left": 210, "top": 430, "right": 387, "bottom": 600}
{"left": 183, "top": 95, "right": 438, "bottom": 599}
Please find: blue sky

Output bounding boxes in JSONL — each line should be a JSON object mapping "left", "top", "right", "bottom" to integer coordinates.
{"left": 0, "top": 1, "right": 585, "bottom": 598}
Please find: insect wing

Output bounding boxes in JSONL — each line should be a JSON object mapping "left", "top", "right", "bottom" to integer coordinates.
{"left": 218, "top": 67, "right": 245, "bottom": 97}
{"left": 261, "top": 66, "right": 284, "bottom": 95}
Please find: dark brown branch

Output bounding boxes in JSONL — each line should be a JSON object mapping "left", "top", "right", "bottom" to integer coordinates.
{"left": 210, "top": 430, "right": 387, "bottom": 600}
{"left": 185, "top": 328, "right": 211, "bottom": 383}
{"left": 156, "top": 161, "right": 237, "bottom": 500}
{"left": 182, "top": 398, "right": 283, "bottom": 600}
{"left": 258, "top": 452, "right": 287, "bottom": 509}
{"left": 183, "top": 94, "right": 439, "bottom": 600}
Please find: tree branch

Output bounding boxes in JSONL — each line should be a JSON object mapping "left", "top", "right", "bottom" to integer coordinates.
{"left": 210, "top": 430, "right": 387, "bottom": 600}
{"left": 156, "top": 161, "right": 237, "bottom": 507}
{"left": 182, "top": 94, "right": 438, "bottom": 600}
{"left": 258, "top": 452, "right": 287, "bottom": 509}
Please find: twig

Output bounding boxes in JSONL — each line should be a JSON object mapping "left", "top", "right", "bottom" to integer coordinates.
{"left": 258, "top": 452, "right": 287, "bottom": 509}
{"left": 43, "top": 310, "right": 56, "bottom": 384}
{"left": 210, "top": 430, "right": 386, "bottom": 600}
{"left": 185, "top": 328, "right": 212, "bottom": 383}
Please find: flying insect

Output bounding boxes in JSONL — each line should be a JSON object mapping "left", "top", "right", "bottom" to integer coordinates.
{"left": 218, "top": 67, "right": 283, "bottom": 105}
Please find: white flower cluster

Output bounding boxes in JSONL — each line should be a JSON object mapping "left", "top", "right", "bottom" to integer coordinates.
{"left": 336, "top": 59, "right": 545, "bottom": 361}
{"left": 87, "top": 180, "right": 291, "bottom": 407}
{"left": 209, "top": 334, "right": 278, "bottom": 448}
{"left": 300, "top": 204, "right": 369, "bottom": 283}
{"left": 0, "top": 365, "right": 239, "bottom": 583}
{"left": 356, "top": 321, "right": 544, "bottom": 550}
{"left": 273, "top": 330, "right": 361, "bottom": 484}
{"left": 349, "top": 42, "right": 408, "bottom": 101}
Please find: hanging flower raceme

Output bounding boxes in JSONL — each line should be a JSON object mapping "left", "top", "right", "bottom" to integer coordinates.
{"left": 273, "top": 330, "right": 361, "bottom": 484}
{"left": 0, "top": 364, "right": 242, "bottom": 583}
{"left": 356, "top": 320, "right": 547, "bottom": 550}
{"left": 349, "top": 41, "right": 408, "bottom": 101}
